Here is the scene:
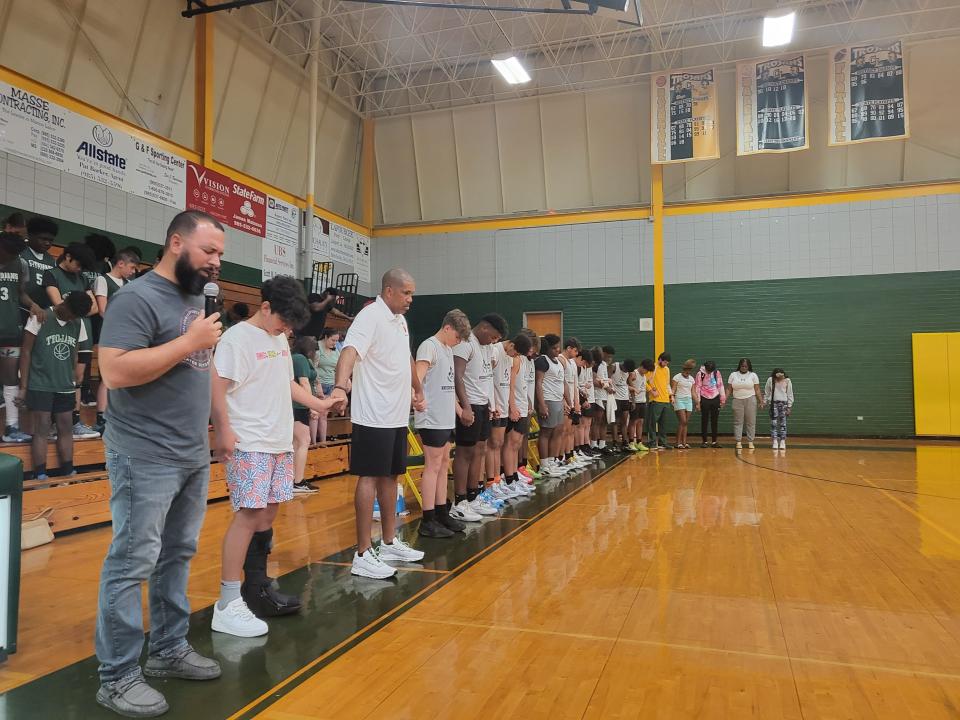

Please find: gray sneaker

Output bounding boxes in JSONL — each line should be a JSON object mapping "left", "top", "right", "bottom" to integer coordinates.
{"left": 72, "top": 421, "right": 101, "bottom": 439}
{"left": 96, "top": 671, "right": 168, "bottom": 718}
{"left": 144, "top": 644, "right": 221, "bottom": 680}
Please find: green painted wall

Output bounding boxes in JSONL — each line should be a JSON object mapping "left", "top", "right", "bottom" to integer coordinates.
{"left": 2, "top": 204, "right": 262, "bottom": 286}
{"left": 407, "top": 270, "right": 960, "bottom": 438}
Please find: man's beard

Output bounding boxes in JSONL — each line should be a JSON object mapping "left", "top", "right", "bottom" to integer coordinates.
{"left": 174, "top": 253, "right": 208, "bottom": 295}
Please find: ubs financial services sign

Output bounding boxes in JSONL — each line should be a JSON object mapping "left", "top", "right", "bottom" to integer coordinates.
{"left": 186, "top": 161, "right": 266, "bottom": 237}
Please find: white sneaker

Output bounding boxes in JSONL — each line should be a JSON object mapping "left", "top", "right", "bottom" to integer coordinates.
{"left": 779, "top": 440, "right": 786, "bottom": 450}
{"left": 736, "top": 442, "right": 743, "bottom": 450}
{"left": 490, "top": 483, "right": 510, "bottom": 501}
{"left": 450, "top": 500, "right": 483, "bottom": 522}
{"left": 212, "top": 598, "right": 268, "bottom": 637}
{"left": 470, "top": 497, "right": 498, "bottom": 516}
{"left": 748, "top": 442, "right": 755, "bottom": 450}
{"left": 379, "top": 537, "right": 425, "bottom": 563}
{"left": 511, "top": 481, "right": 533, "bottom": 496}
{"left": 772, "top": 442, "right": 779, "bottom": 450}
{"left": 351, "top": 547, "right": 396, "bottom": 579}
{"left": 543, "top": 463, "right": 568, "bottom": 478}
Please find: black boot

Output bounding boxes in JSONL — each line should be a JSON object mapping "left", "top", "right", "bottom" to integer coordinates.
{"left": 436, "top": 501, "right": 465, "bottom": 533}
{"left": 241, "top": 529, "right": 301, "bottom": 618}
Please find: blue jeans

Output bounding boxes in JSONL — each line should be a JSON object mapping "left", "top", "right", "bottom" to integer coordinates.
{"left": 95, "top": 450, "right": 210, "bottom": 683}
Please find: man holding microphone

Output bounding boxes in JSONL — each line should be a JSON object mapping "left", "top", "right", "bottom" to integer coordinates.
{"left": 94, "top": 211, "right": 225, "bottom": 718}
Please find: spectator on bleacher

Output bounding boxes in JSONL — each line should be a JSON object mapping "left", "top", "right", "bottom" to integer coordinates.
{"left": 94, "top": 210, "right": 225, "bottom": 718}
{"left": 297, "top": 288, "right": 352, "bottom": 339}
{"left": 91, "top": 248, "right": 140, "bottom": 435}
{"left": 291, "top": 335, "right": 320, "bottom": 494}
{"left": 135, "top": 247, "right": 162, "bottom": 278}
{"left": 313, "top": 328, "right": 341, "bottom": 441}
{"left": 3, "top": 212, "right": 26, "bottom": 237}
{"left": 210, "top": 276, "right": 338, "bottom": 635}
{"left": 329, "top": 268, "right": 426, "bottom": 580}
{"left": 0, "top": 232, "right": 46, "bottom": 444}
{"left": 42, "top": 242, "right": 100, "bottom": 440}
{"left": 20, "top": 216, "right": 58, "bottom": 309}
{"left": 17, "top": 291, "right": 92, "bottom": 481}
{"left": 81, "top": 234, "right": 117, "bottom": 407}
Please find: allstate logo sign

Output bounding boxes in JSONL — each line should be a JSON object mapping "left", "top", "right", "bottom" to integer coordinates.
{"left": 92, "top": 124, "right": 114, "bottom": 147}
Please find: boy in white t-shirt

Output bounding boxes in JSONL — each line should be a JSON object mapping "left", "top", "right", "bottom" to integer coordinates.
{"left": 211, "top": 276, "right": 340, "bottom": 637}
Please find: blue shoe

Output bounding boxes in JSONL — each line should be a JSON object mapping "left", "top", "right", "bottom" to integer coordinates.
{"left": 480, "top": 489, "right": 505, "bottom": 511}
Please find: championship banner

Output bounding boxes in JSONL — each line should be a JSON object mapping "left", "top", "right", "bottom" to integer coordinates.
{"left": 736, "top": 55, "right": 808, "bottom": 155}
{"left": 0, "top": 79, "right": 187, "bottom": 208}
{"left": 651, "top": 67, "right": 719, "bottom": 163}
{"left": 828, "top": 40, "right": 908, "bottom": 145}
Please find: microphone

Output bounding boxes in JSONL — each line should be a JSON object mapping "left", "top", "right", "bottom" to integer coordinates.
{"left": 203, "top": 282, "right": 220, "bottom": 318}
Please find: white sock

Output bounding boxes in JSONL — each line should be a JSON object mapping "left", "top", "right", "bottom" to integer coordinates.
{"left": 591, "top": 440, "right": 598, "bottom": 448}
{"left": 599, "top": 440, "right": 606, "bottom": 448}
{"left": 3, "top": 385, "right": 18, "bottom": 428}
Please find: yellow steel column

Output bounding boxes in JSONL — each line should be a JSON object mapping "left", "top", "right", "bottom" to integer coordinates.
{"left": 361, "top": 118, "right": 376, "bottom": 233}
{"left": 651, "top": 163, "right": 665, "bottom": 357}
{"left": 194, "top": 14, "right": 214, "bottom": 166}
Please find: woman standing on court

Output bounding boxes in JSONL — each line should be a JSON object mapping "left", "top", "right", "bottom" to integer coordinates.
{"left": 727, "top": 358, "right": 764, "bottom": 450}
{"left": 670, "top": 359, "right": 699, "bottom": 449}
{"left": 312, "top": 328, "right": 340, "bottom": 444}
{"left": 695, "top": 360, "right": 725, "bottom": 448}
{"left": 764, "top": 368, "right": 794, "bottom": 451}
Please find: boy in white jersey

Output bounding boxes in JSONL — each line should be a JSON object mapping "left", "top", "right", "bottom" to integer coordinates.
{"left": 451, "top": 314, "right": 507, "bottom": 522}
{"left": 576, "top": 354, "right": 598, "bottom": 457}
{"left": 414, "top": 309, "right": 472, "bottom": 538}
{"left": 487, "top": 333, "right": 534, "bottom": 501}
{"left": 559, "top": 338, "right": 589, "bottom": 469}
{"left": 606, "top": 346, "right": 631, "bottom": 452}
{"left": 534, "top": 334, "right": 568, "bottom": 478}
{"left": 628, "top": 359, "right": 654, "bottom": 451}
{"left": 592, "top": 346, "right": 614, "bottom": 453}
{"left": 517, "top": 330, "right": 540, "bottom": 483}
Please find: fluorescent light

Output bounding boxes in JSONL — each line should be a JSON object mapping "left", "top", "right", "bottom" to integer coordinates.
{"left": 762, "top": 11, "right": 795, "bottom": 47}
{"left": 492, "top": 56, "right": 531, "bottom": 85}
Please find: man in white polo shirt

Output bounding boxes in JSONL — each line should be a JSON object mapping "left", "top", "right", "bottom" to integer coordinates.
{"left": 329, "top": 269, "right": 426, "bottom": 580}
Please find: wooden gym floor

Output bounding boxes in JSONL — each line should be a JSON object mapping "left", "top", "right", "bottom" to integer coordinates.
{"left": 2, "top": 439, "right": 960, "bottom": 719}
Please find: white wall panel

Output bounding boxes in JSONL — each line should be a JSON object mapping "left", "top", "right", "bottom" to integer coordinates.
{"left": 496, "top": 99, "right": 547, "bottom": 214}
{"left": 214, "top": 41, "right": 273, "bottom": 171}
{"left": 411, "top": 111, "right": 461, "bottom": 220}
{"left": 540, "top": 94, "right": 591, "bottom": 210}
{"left": 451, "top": 105, "right": 503, "bottom": 217}
{"left": 585, "top": 86, "right": 643, "bottom": 207}
{"left": 316, "top": 100, "right": 360, "bottom": 217}
{"left": 376, "top": 116, "right": 421, "bottom": 224}
{"left": 0, "top": 0, "right": 73, "bottom": 88}
{"left": 244, "top": 64, "right": 299, "bottom": 185}
{"left": 903, "top": 40, "right": 960, "bottom": 182}
{"left": 276, "top": 87, "right": 310, "bottom": 197}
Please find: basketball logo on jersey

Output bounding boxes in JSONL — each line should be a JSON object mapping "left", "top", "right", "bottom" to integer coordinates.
{"left": 179, "top": 307, "right": 212, "bottom": 369}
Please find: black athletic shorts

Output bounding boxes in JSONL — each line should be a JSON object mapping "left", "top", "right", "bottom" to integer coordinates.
{"left": 592, "top": 403, "right": 607, "bottom": 418}
{"left": 569, "top": 411, "right": 581, "bottom": 426}
{"left": 616, "top": 399, "right": 632, "bottom": 414}
{"left": 455, "top": 404, "right": 491, "bottom": 446}
{"left": 507, "top": 416, "right": 530, "bottom": 435}
{"left": 630, "top": 402, "right": 647, "bottom": 420}
{"left": 418, "top": 428, "right": 454, "bottom": 448}
{"left": 490, "top": 417, "right": 508, "bottom": 428}
{"left": 293, "top": 408, "right": 310, "bottom": 425}
{"left": 26, "top": 390, "right": 74, "bottom": 413}
{"left": 350, "top": 424, "right": 407, "bottom": 477}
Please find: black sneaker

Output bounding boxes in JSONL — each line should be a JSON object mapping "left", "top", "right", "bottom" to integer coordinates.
{"left": 436, "top": 503, "right": 466, "bottom": 532}
{"left": 701, "top": 442, "right": 709, "bottom": 448}
{"left": 292, "top": 481, "right": 318, "bottom": 494}
{"left": 712, "top": 442, "right": 723, "bottom": 448}
{"left": 418, "top": 518, "right": 454, "bottom": 538}
{"left": 242, "top": 582, "right": 301, "bottom": 617}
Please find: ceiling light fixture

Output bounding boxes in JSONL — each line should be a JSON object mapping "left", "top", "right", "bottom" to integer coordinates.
{"left": 762, "top": 11, "right": 796, "bottom": 47}
{"left": 492, "top": 56, "right": 531, "bottom": 85}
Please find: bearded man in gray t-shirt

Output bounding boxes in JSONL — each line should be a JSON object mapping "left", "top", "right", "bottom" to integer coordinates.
{"left": 94, "top": 211, "right": 225, "bottom": 719}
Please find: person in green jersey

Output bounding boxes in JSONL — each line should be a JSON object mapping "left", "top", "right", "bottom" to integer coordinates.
{"left": 0, "top": 232, "right": 48, "bottom": 444}
{"left": 43, "top": 242, "right": 100, "bottom": 440}
{"left": 20, "top": 216, "right": 58, "bottom": 309}
{"left": 291, "top": 335, "right": 320, "bottom": 494}
{"left": 92, "top": 248, "right": 140, "bottom": 435}
{"left": 17, "top": 291, "right": 93, "bottom": 481}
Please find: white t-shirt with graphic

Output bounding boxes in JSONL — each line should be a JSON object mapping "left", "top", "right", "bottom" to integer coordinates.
{"left": 453, "top": 332, "right": 493, "bottom": 406}
{"left": 415, "top": 336, "right": 455, "bottom": 430}
{"left": 214, "top": 321, "right": 295, "bottom": 453}
{"left": 672, "top": 373, "right": 695, "bottom": 399}
{"left": 728, "top": 370, "right": 760, "bottom": 400}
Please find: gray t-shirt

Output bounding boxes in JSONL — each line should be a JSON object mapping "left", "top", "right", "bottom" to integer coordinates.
{"left": 414, "top": 336, "right": 455, "bottom": 430}
{"left": 101, "top": 272, "right": 212, "bottom": 467}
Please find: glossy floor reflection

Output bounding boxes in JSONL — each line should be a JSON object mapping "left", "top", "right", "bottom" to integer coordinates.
{"left": 4, "top": 441, "right": 960, "bottom": 720}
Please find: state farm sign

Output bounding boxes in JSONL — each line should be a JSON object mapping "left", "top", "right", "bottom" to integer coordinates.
{"left": 186, "top": 162, "right": 266, "bottom": 238}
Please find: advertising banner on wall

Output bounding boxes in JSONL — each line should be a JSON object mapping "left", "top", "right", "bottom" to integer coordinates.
{"left": 736, "top": 55, "right": 808, "bottom": 155}
{"left": 354, "top": 232, "right": 370, "bottom": 284}
{"left": 312, "top": 215, "right": 331, "bottom": 264}
{"left": 0, "top": 79, "right": 187, "bottom": 208}
{"left": 186, "top": 162, "right": 266, "bottom": 237}
{"left": 262, "top": 196, "right": 300, "bottom": 281}
{"left": 651, "top": 67, "right": 719, "bottom": 163}
{"left": 329, "top": 222, "right": 358, "bottom": 266}
{"left": 828, "top": 40, "right": 909, "bottom": 145}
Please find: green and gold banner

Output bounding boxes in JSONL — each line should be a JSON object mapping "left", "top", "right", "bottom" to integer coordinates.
{"left": 651, "top": 67, "right": 720, "bottom": 163}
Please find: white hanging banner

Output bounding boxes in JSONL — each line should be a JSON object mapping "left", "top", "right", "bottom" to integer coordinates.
{"left": 262, "top": 196, "right": 300, "bottom": 281}
{"left": 0, "top": 79, "right": 187, "bottom": 209}
{"left": 312, "top": 215, "right": 331, "bottom": 264}
{"left": 329, "top": 222, "right": 358, "bottom": 266}
{"left": 354, "top": 232, "right": 371, "bottom": 284}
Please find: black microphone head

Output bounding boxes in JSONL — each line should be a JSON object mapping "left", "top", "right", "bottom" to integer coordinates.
{"left": 203, "top": 282, "right": 220, "bottom": 299}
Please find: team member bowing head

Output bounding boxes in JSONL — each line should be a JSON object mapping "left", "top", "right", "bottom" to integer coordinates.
{"left": 211, "top": 276, "right": 341, "bottom": 637}
{"left": 330, "top": 268, "right": 427, "bottom": 580}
